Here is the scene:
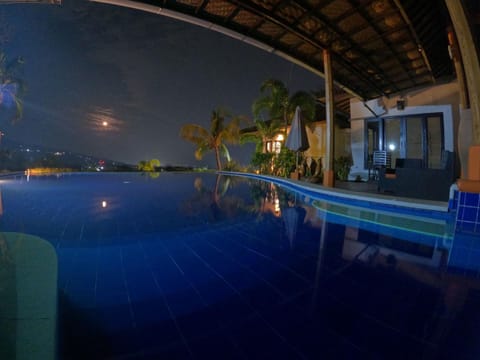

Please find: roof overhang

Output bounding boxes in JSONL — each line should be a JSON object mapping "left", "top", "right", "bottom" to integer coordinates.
{"left": 91, "top": 0, "right": 454, "bottom": 102}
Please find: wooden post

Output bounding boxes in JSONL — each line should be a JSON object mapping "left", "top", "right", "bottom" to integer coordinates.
{"left": 445, "top": 0, "right": 480, "bottom": 145}
{"left": 323, "top": 49, "right": 336, "bottom": 187}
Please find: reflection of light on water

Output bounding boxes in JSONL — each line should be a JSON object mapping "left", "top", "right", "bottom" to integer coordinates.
{"left": 102, "top": 200, "right": 107, "bottom": 208}
{"left": 194, "top": 177, "right": 203, "bottom": 191}
{"left": 87, "top": 107, "right": 123, "bottom": 133}
{"left": 274, "top": 198, "right": 280, "bottom": 214}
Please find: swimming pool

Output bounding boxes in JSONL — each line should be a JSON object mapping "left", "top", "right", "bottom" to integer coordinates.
{"left": 0, "top": 172, "right": 479, "bottom": 359}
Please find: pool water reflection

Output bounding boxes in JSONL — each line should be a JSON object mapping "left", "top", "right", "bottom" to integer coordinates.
{"left": 0, "top": 172, "right": 479, "bottom": 359}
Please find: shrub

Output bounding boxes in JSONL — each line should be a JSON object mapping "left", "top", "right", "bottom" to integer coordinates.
{"left": 334, "top": 156, "right": 353, "bottom": 181}
{"left": 251, "top": 152, "right": 274, "bottom": 174}
{"left": 223, "top": 160, "right": 241, "bottom": 172}
{"left": 273, "top": 148, "right": 296, "bottom": 178}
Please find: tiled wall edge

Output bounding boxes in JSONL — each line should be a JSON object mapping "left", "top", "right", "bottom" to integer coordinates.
{"left": 453, "top": 190, "right": 480, "bottom": 235}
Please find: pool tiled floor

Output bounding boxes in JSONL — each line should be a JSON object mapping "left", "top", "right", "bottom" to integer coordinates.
{"left": 2, "top": 173, "right": 480, "bottom": 359}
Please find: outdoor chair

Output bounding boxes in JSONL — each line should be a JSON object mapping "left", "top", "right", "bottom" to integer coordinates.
{"left": 378, "top": 151, "right": 455, "bottom": 201}
{"left": 372, "top": 150, "right": 391, "bottom": 182}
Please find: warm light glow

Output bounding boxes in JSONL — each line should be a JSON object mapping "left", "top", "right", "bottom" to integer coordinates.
{"left": 102, "top": 201, "right": 107, "bottom": 208}
{"left": 87, "top": 107, "right": 123, "bottom": 133}
{"left": 275, "top": 134, "right": 284, "bottom": 141}
{"left": 388, "top": 143, "right": 396, "bottom": 151}
{"left": 274, "top": 198, "right": 280, "bottom": 214}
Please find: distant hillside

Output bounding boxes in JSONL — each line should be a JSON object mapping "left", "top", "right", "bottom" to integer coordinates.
{"left": 0, "top": 138, "right": 135, "bottom": 171}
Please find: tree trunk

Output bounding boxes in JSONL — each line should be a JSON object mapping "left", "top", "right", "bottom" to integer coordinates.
{"left": 214, "top": 146, "right": 222, "bottom": 170}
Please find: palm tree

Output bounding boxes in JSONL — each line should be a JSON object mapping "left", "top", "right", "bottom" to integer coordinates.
{"left": 137, "top": 158, "right": 160, "bottom": 172}
{"left": 180, "top": 108, "right": 241, "bottom": 170}
{"left": 0, "top": 52, "right": 25, "bottom": 122}
{"left": 252, "top": 79, "right": 316, "bottom": 132}
{"left": 240, "top": 117, "right": 282, "bottom": 153}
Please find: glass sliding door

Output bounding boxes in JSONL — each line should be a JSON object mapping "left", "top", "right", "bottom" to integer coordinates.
{"left": 405, "top": 116, "right": 424, "bottom": 164}
{"left": 384, "top": 118, "right": 401, "bottom": 168}
{"left": 365, "top": 119, "right": 380, "bottom": 166}
{"left": 427, "top": 115, "right": 444, "bottom": 168}
{"left": 364, "top": 113, "right": 444, "bottom": 171}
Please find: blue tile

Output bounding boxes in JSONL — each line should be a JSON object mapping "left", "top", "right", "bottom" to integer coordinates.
{"left": 468, "top": 250, "right": 480, "bottom": 271}
{"left": 65, "top": 287, "right": 96, "bottom": 309}
{"left": 96, "top": 290, "right": 129, "bottom": 308}
{"left": 457, "top": 221, "right": 477, "bottom": 233}
{"left": 448, "top": 199, "right": 457, "bottom": 211}
{"left": 449, "top": 246, "right": 471, "bottom": 267}
{"left": 452, "top": 232, "right": 472, "bottom": 247}
{"left": 462, "top": 207, "right": 478, "bottom": 222}
{"left": 465, "top": 192, "right": 480, "bottom": 207}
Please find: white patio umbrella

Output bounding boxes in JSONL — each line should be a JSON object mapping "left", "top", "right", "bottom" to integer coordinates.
{"left": 285, "top": 106, "right": 310, "bottom": 171}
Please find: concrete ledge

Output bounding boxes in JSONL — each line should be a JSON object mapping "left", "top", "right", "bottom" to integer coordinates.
{"left": 219, "top": 171, "right": 450, "bottom": 215}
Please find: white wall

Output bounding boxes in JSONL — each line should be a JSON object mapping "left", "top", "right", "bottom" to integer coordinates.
{"left": 349, "top": 81, "right": 460, "bottom": 179}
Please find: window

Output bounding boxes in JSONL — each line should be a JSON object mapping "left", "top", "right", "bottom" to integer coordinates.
{"left": 266, "top": 140, "right": 282, "bottom": 154}
{"left": 365, "top": 113, "right": 443, "bottom": 169}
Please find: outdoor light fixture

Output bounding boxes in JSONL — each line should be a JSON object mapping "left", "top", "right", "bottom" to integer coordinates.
{"left": 388, "top": 143, "right": 396, "bottom": 151}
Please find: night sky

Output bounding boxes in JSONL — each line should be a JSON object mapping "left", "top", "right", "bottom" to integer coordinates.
{"left": 2, "top": 0, "right": 323, "bottom": 167}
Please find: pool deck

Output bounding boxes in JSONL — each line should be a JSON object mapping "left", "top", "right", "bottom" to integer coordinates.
{"left": 221, "top": 171, "right": 450, "bottom": 214}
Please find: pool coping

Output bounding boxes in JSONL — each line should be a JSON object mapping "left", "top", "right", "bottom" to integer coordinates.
{"left": 219, "top": 171, "right": 450, "bottom": 215}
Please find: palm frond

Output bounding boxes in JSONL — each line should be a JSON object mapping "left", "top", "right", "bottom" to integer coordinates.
{"left": 13, "top": 97, "right": 23, "bottom": 122}
{"left": 252, "top": 96, "right": 272, "bottom": 120}
{"left": 210, "top": 107, "right": 232, "bottom": 136}
{"left": 289, "top": 91, "right": 316, "bottom": 123}
{"left": 260, "top": 79, "right": 288, "bottom": 98}
{"left": 195, "top": 144, "right": 209, "bottom": 160}
{"left": 180, "top": 124, "right": 211, "bottom": 146}
{"left": 253, "top": 79, "right": 289, "bottom": 122}
{"left": 220, "top": 143, "right": 231, "bottom": 162}
{"left": 240, "top": 132, "right": 261, "bottom": 145}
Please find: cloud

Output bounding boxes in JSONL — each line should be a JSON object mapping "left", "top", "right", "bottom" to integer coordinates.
{"left": 2, "top": 0, "right": 324, "bottom": 166}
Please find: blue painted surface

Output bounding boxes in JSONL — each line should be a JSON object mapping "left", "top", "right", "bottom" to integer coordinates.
{"left": 454, "top": 191, "right": 480, "bottom": 234}
{"left": 1, "top": 172, "right": 480, "bottom": 359}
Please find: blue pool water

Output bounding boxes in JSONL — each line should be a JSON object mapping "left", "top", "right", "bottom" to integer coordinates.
{"left": 1, "top": 172, "right": 479, "bottom": 359}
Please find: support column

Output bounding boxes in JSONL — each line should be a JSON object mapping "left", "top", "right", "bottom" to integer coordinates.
{"left": 323, "top": 49, "right": 335, "bottom": 187}
{"left": 446, "top": 0, "right": 480, "bottom": 202}
{"left": 445, "top": 0, "right": 480, "bottom": 144}
{"left": 447, "top": 26, "right": 472, "bottom": 178}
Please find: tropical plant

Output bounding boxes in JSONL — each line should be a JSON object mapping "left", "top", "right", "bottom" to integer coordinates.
{"left": 223, "top": 160, "right": 242, "bottom": 172}
{"left": 334, "top": 155, "right": 353, "bottom": 181}
{"left": 0, "top": 52, "right": 25, "bottom": 122}
{"left": 137, "top": 158, "right": 160, "bottom": 172}
{"left": 252, "top": 79, "right": 316, "bottom": 132}
{"left": 180, "top": 108, "right": 242, "bottom": 170}
{"left": 240, "top": 117, "right": 282, "bottom": 153}
{"left": 273, "top": 147, "right": 296, "bottom": 177}
{"left": 251, "top": 151, "right": 274, "bottom": 174}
